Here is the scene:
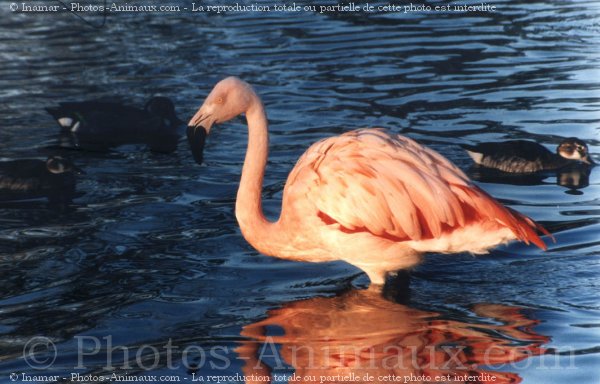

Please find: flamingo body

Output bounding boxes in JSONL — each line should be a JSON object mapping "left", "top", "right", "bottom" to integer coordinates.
{"left": 188, "top": 77, "right": 549, "bottom": 286}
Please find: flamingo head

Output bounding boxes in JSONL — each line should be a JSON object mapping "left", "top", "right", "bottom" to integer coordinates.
{"left": 557, "top": 138, "right": 595, "bottom": 165}
{"left": 187, "top": 77, "right": 257, "bottom": 164}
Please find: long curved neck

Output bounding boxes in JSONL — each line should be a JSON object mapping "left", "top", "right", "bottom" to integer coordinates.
{"left": 235, "top": 96, "right": 278, "bottom": 255}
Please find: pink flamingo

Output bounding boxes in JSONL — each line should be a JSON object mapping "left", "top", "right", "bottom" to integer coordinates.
{"left": 188, "top": 77, "right": 551, "bottom": 286}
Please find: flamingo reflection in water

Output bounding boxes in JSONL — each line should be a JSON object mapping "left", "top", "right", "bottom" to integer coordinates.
{"left": 237, "top": 289, "right": 549, "bottom": 384}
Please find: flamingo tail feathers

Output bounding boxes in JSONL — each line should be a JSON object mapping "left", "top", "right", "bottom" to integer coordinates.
{"left": 507, "top": 207, "right": 555, "bottom": 250}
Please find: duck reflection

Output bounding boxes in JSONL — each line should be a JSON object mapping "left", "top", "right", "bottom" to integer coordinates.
{"left": 237, "top": 288, "right": 549, "bottom": 384}
{"left": 467, "top": 163, "right": 592, "bottom": 191}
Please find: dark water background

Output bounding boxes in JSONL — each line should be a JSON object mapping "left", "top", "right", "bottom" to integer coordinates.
{"left": 0, "top": 0, "right": 599, "bottom": 383}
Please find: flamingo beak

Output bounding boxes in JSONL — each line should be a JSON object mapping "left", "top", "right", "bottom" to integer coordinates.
{"left": 187, "top": 124, "right": 207, "bottom": 165}
{"left": 187, "top": 109, "right": 211, "bottom": 165}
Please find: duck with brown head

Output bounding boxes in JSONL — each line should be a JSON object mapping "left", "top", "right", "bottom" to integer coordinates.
{"left": 0, "top": 156, "right": 82, "bottom": 204}
{"left": 188, "top": 77, "right": 552, "bottom": 288}
{"left": 462, "top": 138, "right": 595, "bottom": 173}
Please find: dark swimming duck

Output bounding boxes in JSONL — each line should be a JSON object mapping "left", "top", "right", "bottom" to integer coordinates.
{"left": 461, "top": 138, "right": 595, "bottom": 173}
{"left": 46, "top": 97, "right": 183, "bottom": 152}
{"left": 0, "top": 156, "right": 81, "bottom": 203}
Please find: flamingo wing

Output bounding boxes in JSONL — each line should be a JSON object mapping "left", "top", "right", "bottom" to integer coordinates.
{"left": 285, "top": 129, "right": 548, "bottom": 249}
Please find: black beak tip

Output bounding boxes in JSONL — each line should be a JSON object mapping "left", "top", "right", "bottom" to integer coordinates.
{"left": 187, "top": 125, "right": 208, "bottom": 165}
{"left": 581, "top": 152, "right": 596, "bottom": 166}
